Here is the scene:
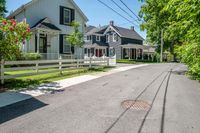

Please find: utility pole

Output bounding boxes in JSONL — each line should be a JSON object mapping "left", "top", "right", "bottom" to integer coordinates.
{"left": 160, "top": 29, "right": 164, "bottom": 62}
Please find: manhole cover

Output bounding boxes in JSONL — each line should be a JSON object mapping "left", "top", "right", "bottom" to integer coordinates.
{"left": 121, "top": 100, "right": 150, "bottom": 110}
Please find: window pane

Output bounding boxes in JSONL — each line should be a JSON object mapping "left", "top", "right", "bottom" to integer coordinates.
{"left": 64, "top": 9, "right": 71, "bottom": 24}
{"left": 63, "top": 36, "right": 71, "bottom": 53}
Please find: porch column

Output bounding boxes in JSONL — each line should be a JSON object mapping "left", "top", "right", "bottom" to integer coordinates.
{"left": 57, "top": 34, "right": 60, "bottom": 58}
{"left": 136, "top": 49, "right": 138, "bottom": 60}
{"left": 37, "top": 31, "right": 40, "bottom": 53}
{"left": 152, "top": 54, "right": 154, "bottom": 62}
{"left": 148, "top": 53, "right": 150, "bottom": 60}
{"left": 98, "top": 48, "right": 100, "bottom": 57}
{"left": 87, "top": 48, "right": 89, "bottom": 57}
{"left": 94, "top": 48, "right": 96, "bottom": 57}
{"left": 142, "top": 49, "right": 144, "bottom": 60}
{"left": 130, "top": 48, "right": 132, "bottom": 59}
{"left": 128, "top": 48, "right": 130, "bottom": 60}
{"left": 121, "top": 48, "right": 123, "bottom": 59}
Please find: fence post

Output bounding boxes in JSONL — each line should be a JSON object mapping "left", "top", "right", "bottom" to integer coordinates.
{"left": 1, "top": 59, "right": 5, "bottom": 85}
{"left": 77, "top": 58, "right": 79, "bottom": 68}
{"left": 36, "top": 62, "right": 39, "bottom": 73}
{"left": 59, "top": 56, "right": 62, "bottom": 74}
{"left": 89, "top": 56, "right": 92, "bottom": 68}
{"left": 107, "top": 57, "right": 109, "bottom": 66}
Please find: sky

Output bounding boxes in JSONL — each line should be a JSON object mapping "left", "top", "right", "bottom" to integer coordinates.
{"left": 6, "top": 0, "right": 146, "bottom": 38}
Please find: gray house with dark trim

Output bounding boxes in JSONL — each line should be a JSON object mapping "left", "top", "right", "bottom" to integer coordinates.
{"left": 84, "top": 21, "right": 155, "bottom": 60}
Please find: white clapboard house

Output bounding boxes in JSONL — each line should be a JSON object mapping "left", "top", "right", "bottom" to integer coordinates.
{"left": 8, "top": 0, "right": 88, "bottom": 59}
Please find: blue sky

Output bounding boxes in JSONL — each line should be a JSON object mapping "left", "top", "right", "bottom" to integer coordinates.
{"left": 6, "top": 0, "right": 146, "bottom": 38}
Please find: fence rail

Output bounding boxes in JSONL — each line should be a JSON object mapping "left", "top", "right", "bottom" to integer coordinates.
{"left": 0, "top": 57, "right": 110, "bottom": 84}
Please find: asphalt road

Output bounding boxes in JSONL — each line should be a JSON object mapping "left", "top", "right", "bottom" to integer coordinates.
{"left": 0, "top": 63, "right": 200, "bottom": 133}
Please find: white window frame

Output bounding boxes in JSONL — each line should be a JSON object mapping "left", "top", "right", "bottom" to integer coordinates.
{"left": 96, "top": 35, "right": 100, "bottom": 41}
{"left": 87, "top": 36, "right": 91, "bottom": 41}
{"left": 113, "top": 33, "right": 118, "bottom": 42}
{"left": 63, "top": 35, "right": 71, "bottom": 54}
{"left": 63, "top": 8, "right": 71, "bottom": 25}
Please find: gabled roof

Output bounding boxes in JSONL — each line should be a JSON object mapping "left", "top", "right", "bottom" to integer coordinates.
{"left": 113, "top": 26, "right": 144, "bottom": 40}
{"left": 85, "top": 24, "right": 144, "bottom": 41}
{"left": 7, "top": 0, "right": 88, "bottom": 21}
{"left": 31, "top": 17, "right": 61, "bottom": 31}
{"left": 85, "top": 25, "right": 108, "bottom": 35}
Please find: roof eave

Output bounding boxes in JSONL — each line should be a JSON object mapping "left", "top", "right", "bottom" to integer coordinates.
{"left": 7, "top": 1, "right": 33, "bottom": 19}
{"left": 69, "top": 0, "right": 89, "bottom": 22}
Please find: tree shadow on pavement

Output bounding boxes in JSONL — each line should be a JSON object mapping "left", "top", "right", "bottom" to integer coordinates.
{"left": 0, "top": 97, "right": 48, "bottom": 124}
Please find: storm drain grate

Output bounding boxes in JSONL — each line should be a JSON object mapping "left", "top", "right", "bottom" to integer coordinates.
{"left": 121, "top": 100, "right": 150, "bottom": 111}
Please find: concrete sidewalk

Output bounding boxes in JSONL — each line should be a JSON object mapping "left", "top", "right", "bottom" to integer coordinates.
{"left": 0, "top": 64, "right": 148, "bottom": 108}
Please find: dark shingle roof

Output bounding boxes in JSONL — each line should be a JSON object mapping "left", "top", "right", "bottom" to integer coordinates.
{"left": 85, "top": 24, "right": 144, "bottom": 41}
{"left": 31, "top": 17, "right": 61, "bottom": 31}
{"left": 85, "top": 25, "right": 96, "bottom": 33}
{"left": 114, "top": 26, "right": 144, "bottom": 40}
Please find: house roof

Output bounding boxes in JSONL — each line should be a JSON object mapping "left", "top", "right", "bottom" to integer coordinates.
{"left": 85, "top": 25, "right": 108, "bottom": 35}
{"left": 7, "top": 0, "right": 88, "bottom": 21}
{"left": 31, "top": 17, "right": 61, "bottom": 31}
{"left": 85, "top": 24, "right": 144, "bottom": 41}
{"left": 113, "top": 26, "right": 144, "bottom": 40}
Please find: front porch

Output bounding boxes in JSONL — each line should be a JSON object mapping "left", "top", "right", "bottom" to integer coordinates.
{"left": 84, "top": 44, "right": 108, "bottom": 58}
{"left": 24, "top": 17, "right": 75, "bottom": 60}
{"left": 121, "top": 44, "right": 156, "bottom": 61}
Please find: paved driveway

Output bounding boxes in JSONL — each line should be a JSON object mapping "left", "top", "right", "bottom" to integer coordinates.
{"left": 0, "top": 63, "right": 200, "bottom": 133}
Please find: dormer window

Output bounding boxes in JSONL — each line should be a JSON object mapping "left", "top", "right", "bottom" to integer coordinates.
{"left": 96, "top": 36, "right": 100, "bottom": 41}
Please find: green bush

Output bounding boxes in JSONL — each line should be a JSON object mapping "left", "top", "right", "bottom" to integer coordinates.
{"left": 23, "top": 53, "right": 41, "bottom": 60}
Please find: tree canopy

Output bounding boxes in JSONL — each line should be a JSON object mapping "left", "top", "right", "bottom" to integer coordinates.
{"left": 0, "top": 0, "right": 7, "bottom": 17}
{"left": 66, "top": 21, "right": 84, "bottom": 47}
{"left": 139, "top": 0, "right": 200, "bottom": 81}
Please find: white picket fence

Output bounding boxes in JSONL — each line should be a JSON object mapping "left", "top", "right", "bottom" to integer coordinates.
{"left": 0, "top": 57, "right": 112, "bottom": 84}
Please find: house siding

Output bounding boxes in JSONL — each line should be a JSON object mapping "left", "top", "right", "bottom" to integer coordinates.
{"left": 12, "top": 0, "right": 87, "bottom": 58}
{"left": 108, "top": 32, "right": 122, "bottom": 59}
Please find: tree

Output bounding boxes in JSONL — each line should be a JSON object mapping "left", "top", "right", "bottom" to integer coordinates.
{"left": 139, "top": 0, "right": 200, "bottom": 80}
{"left": 166, "top": 0, "right": 200, "bottom": 80}
{"left": 66, "top": 21, "right": 84, "bottom": 47}
{"left": 0, "top": 0, "right": 7, "bottom": 17}
{"left": 0, "top": 17, "right": 32, "bottom": 60}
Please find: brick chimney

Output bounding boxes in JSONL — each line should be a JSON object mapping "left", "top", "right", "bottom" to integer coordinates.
{"left": 130, "top": 26, "right": 134, "bottom": 31}
{"left": 110, "top": 21, "right": 114, "bottom": 26}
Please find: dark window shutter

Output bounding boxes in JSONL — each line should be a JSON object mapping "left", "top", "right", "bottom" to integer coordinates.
{"left": 35, "top": 34, "right": 37, "bottom": 52}
{"left": 60, "top": 6, "right": 64, "bottom": 25}
{"left": 59, "top": 34, "right": 63, "bottom": 54}
{"left": 71, "top": 46, "right": 75, "bottom": 54}
{"left": 71, "top": 9, "right": 75, "bottom": 22}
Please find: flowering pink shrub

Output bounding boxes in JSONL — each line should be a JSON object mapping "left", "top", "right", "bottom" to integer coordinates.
{"left": 0, "top": 17, "right": 32, "bottom": 60}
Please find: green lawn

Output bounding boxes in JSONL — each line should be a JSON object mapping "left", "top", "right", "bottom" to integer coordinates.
{"left": 117, "top": 59, "right": 159, "bottom": 64}
{"left": 117, "top": 59, "right": 136, "bottom": 64}
{"left": 1, "top": 66, "right": 113, "bottom": 91}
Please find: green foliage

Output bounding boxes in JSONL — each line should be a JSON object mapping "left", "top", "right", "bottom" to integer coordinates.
{"left": 0, "top": 0, "right": 7, "bottom": 17}
{"left": 117, "top": 59, "right": 136, "bottom": 64}
{"left": 0, "top": 17, "right": 32, "bottom": 60}
{"left": 66, "top": 21, "right": 84, "bottom": 47}
{"left": 23, "top": 53, "right": 42, "bottom": 60}
{"left": 139, "top": 0, "right": 200, "bottom": 80}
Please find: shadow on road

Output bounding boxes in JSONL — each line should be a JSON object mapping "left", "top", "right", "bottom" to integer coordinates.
{"left": 0, "top": 97, "right": 47, "bottom": 124}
